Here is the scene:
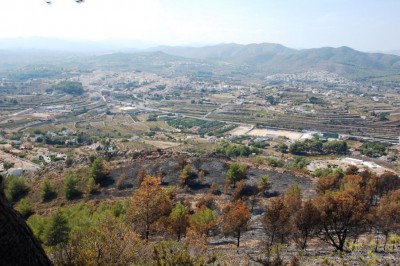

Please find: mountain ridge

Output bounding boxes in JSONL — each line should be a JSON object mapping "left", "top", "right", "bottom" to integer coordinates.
{"left": 0, "top": 38, "right": 399, "bottom": 80}
{"left": 146, "top": 43, "right": 400, "bottom": 80}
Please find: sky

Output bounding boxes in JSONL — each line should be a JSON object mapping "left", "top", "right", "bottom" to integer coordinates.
{"left": 0, "top": 0, "right": 399, "bottom": 51}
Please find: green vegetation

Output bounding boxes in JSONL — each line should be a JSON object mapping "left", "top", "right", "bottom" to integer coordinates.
{"left": 278, "top": 143, "right": 288, "bottom": 153}
{"left": 4, "top": 175, "right": 29, "bottom": 202}
{"left": 53, "top": 81, "right": 84, "bottom": 95}
{"left": 3, "top": 161, "right": 14, "bottom": 171}
{"left": 190, "top": 207, "right": 217, "bottom": 236}
{"left": 169, "top": 202, "right": 189, "bottom": 241}
{"left": 289, "top": 139, "right": 348, "bottom": 155}
{"left": 16, "top": 198, "right": 33, "bottom": 219}
{"left": 249, "top": 140, "right": 269, "bottom": 149}
{"left": 312, "top": 167, "right": 344, "bottom": 178}
{"left": 179, "top": 164, "right": 193, "bottom": 187}
{"left": 15, "top": 159, "right": 400, "bottom": 265}
{"left": 43, "top": 211, "right": 70, "bottom": 246}
{"left": 7, "top": 66, "right": 61, "bottom": 81}
{"left": 258, "top": 175, "right": 272, "bottom": 195}
{"left": 89, "top": 157, "right": 106, "bottom": 184}
{"left": 266, "top": 157, "right": 284, "bottom": 168}
{"left": 64, "top": 171, "right": 81, "bottom": 200}
{"left": 288, "top": 156, "right": 309, "bottom": 170}
{"left": 2, "top": 42, "right": 400, "bottom": 265}
{"left": 215, "top": 143, "right": 261, "bottom": 157}
{"left": 359, "top": 141, "right": 390, "bottom": 157}
{"left": 226, "top": 162, "right": 247, "bottom": 188}
{"left": 40, "top": 179, "right": 56, "bottom": 202}
{"left": 322, "top": 140, "right": 348, "bottom": 155}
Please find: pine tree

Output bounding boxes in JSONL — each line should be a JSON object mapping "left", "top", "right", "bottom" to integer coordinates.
{"left": 90, "top": 157, "right": 106, "bottom": 184}
{"left": 179, "top": 164, "right": 192, "bottom": 187}
{"left": 40, "top": 179, "right": 56, "bottom": 202}
{"left": 44, "top": 211, "right": 70, "bottom": 246}
{"left": 169, "top": 202, "right": 189, "bottom": 241}
{"left": 222, "top": 200, "right": 251, "bottom": 247}
{"left": 190, "top": 206, "right": 217, "bottom": 237}
{"left": 126, "top": 176, "right": 172, "bottom": 240}
{"left": 64, "top": 171, "right": 80, "bottom": 200}
{"left": 226, "top": 163, "right": 247, "bottom": 188}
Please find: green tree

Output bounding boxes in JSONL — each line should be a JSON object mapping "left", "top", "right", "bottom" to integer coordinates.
{"left": 190, "top": 207, "right": 217, "bottom": 237}
{"left": 323, "top": 141, "right": 348, "bottom": 155}
{"left": 169, "top": 202, "right": 189, "bottom": 241}
{"left": 53, "top": 81, "right": 84, "bottom": 95}
{"left": 258, "top": 175, "right": 272, "bottom": 196}
{"left": 278, "top": 143, "right": 288, "bottom": 153}
{"left": 289, "top": 141, "right": 307, "bottom": 155}
{"left": 44, "top": 211, "right": 70, "bottom": 246}
{"left": 64, "top": 171, "right": 81, "bottom": 200}
{"left": 40, "top": 179, "right": 56, "bottom": 202}
{"left": 266, "top": 158, "right": 284, "bottom": 168}
{"left": 86, "top": 176, "right": 99, "bottom": 194}
{"left": 16, "top": 198, "right": 33, "bottom": 219}
{"left": 179, "top": 164, "right": 192, "bottom": 187}
{"left": 226, "top": 163, "right": 247, "bottom": 188}
{"left": 90, "top": 157, "right": 106, "bottom": 184}
{"left": 4, "top": 175, "right": 29, "bottom": 202}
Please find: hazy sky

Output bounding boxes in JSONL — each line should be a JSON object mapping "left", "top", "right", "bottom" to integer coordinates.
{"left": 0, "top": 0, "right": 399, "bottom": 51}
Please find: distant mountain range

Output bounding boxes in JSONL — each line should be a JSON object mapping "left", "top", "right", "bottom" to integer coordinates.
{"left": 0, "top": 38, "right": 399, "bottom": 80}
{"left": 146, "top": 43, "right": 400, "bottom": 79}
{"left": 389, "top": 50, "right": 400, "bottom": 56}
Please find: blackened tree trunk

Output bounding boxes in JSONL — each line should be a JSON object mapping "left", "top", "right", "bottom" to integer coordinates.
{"left": 237, "top": 229, "right": 241, "bottom": 247}
{"left": 0, "top": 175, "right": 52, "bottom": 266}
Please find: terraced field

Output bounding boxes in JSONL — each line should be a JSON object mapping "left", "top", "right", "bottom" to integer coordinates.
{"left": 209, "top": 107, "right": 400, "bottom": 143}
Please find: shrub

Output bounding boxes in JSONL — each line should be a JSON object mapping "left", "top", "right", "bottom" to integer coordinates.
{"left": 288, "top": 156, "right": 309, "bottom": 170}
{"left": 258, "top": 175, "right": 272, "bottom": 195}
{"left": 266, "top": 157, "right": 284, "bottom": 168}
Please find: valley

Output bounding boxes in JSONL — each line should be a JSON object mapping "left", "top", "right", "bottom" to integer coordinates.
{"left": 1, "top": 45, "right": 400, "bottom": 265}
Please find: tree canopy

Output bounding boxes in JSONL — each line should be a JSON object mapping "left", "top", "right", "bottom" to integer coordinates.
{"left": 52, "top": 81, "right": 84, "bottom": 95}
{"left": 226, "top": 163, "right": 247, "bottom": 188}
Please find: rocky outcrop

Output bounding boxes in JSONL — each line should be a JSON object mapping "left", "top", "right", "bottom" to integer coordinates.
{"left": 0, "top": 175, "right": 52, "bottom": 266}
